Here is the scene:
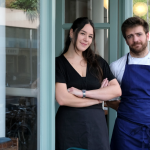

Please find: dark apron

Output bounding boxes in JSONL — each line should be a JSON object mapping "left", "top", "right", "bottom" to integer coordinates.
{"left": 56, "top": 104, "right": 110, "bottom": 150}
{"left": 111, "top": 53, "right": 150, "bottom": 150}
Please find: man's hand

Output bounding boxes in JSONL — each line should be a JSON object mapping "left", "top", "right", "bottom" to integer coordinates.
{"left": 106, "top": 100, "right": 121, "bottom": 111}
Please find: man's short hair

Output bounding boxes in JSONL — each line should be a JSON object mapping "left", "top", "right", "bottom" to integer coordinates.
{"left": 121, "top": 16, "right": 149, "bottom": 39}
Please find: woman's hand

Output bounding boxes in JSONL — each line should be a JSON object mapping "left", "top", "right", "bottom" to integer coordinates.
{"left": 56, "top": 83, "right": 103, "bottom": 107}
{"left": 101, "top": 78, "right": 109, "bottom": 88}
{"left": 67, "top": 87, "right": 103, "bottom": 104}
{"left": 67, "top": 87, "right": 83, "bottom": 98}
{"left": 67, "top": 78, "right": 109, "bottom": 98}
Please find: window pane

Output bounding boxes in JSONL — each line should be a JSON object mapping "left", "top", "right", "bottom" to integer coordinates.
{"left": 65, "top": 0, "right": 109, "bottom": 23}
{"left": 6, "top": 27, "right": 38, "bottom": 88}
{"left": 3, "top": 0, "right": 40, "bottom": 150}
{"left": 95, "top": 29, "right": 109, "bottom": 62}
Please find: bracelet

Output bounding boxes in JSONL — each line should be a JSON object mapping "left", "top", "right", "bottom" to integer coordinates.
{"left": 82, "top": 90, "right": 86, "bottom": 98}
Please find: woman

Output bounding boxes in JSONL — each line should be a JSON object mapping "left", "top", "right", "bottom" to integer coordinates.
{"left": 55, "top": 17, "right": 121, "bottom": 150}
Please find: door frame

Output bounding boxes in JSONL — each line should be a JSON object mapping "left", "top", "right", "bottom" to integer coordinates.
{"left": 40, "top": 0, "right": 55, "bottom": 149}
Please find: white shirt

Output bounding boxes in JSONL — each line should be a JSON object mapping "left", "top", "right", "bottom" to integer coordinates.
{"left": 109, "top": 52, "right": 150, "bottom": 100}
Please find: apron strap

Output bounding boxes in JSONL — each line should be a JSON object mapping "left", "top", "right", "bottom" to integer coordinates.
{"left": 126, "top": 53, "right": 130, "bottom": 65}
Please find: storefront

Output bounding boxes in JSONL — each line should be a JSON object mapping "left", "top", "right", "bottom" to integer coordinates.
{"left": 2, "top": 0, "right": 149, "bottom": 149}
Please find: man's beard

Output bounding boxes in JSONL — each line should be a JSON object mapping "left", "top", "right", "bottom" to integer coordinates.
{"left": 129, "top": 40, "right": 148, "bottom": 55}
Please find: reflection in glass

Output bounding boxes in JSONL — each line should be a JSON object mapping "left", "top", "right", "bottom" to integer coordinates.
{"left": 5, "top": 0, "right": 39, "bottom": 149}
{"left": 6, "top": 27, "right": 37, "bottom": 88}
{"left": 6, "top": 96, "right": 37, "bottom": 150}
{"left": 65, "top": 0, "right": 109, "bottom": 23}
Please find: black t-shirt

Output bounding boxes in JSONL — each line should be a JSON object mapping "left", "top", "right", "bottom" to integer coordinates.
{"left": 56, "top": 54, "right": 115, "bottom": 90}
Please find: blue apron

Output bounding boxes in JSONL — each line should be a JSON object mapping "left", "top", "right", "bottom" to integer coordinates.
{"left": 111, "top": 53, "right": 150, "bottom": 150}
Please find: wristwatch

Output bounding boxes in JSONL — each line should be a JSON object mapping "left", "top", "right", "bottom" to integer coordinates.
{"left": 82, "top": 90, "right": 86, "bottom": 98}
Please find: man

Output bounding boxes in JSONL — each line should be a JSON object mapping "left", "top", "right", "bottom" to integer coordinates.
{"left": 107, "top": 17, "right": 150, "bottom": 150}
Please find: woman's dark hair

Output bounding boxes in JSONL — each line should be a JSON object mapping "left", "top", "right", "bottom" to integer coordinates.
{"left": 62, "top": 17, "right": 103, "bottom": 83}
{"left": 122, "top": 16, "right": 149, "bottom": 39}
